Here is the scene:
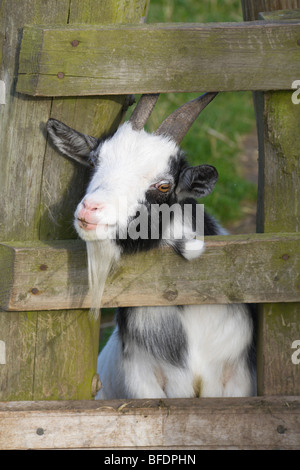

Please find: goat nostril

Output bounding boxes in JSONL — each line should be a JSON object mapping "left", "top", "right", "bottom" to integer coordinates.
{"left": 82, "top": 199, "right": 104, "bottom": 212}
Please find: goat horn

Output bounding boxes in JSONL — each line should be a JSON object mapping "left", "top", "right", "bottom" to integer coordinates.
{"left": 129, "top": 94, "right": 160, "bottom": 131}
{"left": 154, "top": 92, "right": 218, "bottom": 144}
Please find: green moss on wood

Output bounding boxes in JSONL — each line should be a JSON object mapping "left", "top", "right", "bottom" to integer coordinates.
{"left": 250, "top": 1, "right": 300, "bottom": 397}
{"left": 32, "top": 310, "right": 100, "bottom": 400}
{"left": 262, "top": 91, "right": 300, "bottom": 233}
{"left": 17, "top": 22, "right": 300, "bottom": 96}
{"left": 1, "top": 234, "right": 299, "bottom": 311}
{"left": 259, "top": 9, "right": 300, "bottom": 21}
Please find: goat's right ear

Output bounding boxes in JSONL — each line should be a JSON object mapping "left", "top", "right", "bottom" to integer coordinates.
{"left": 176, "top": 164, "right": 218, "bottom": 199}
{"left": 46, "top": 119, "right": 100, "bottom": 168}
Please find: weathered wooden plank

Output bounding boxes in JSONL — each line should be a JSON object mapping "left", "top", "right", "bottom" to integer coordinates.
{"left": 0, "top": 312, "right": 38, "bottom": 401}
{"left": 257, "top": 94, "right": 300, "bottom": 396}
{"left": 0, "top": 310, "right": 100, "bottom": 401}
{"left": 0, "top": 233, "right": 299, "bottom": 311}
{"left": 259, "top": 8, "right": 300, "bottom": 20}
{"left": 16, "top": 20, "right": 300, "bottom": 96}
{"left": 0, "top": 0, "right": 150, "bottom": 401}
{"left": 0, "top": 0, "right": 69, "bottom": 242}
{"left": 257, "top": 303, "right": 300, "bottom": 395}
{"left": 241, "top": 0, "right": 300, "bottom": 22}
{"left": 0, "top": 0, "right": 82, "bottom": 403}
{"left": 242, "top": 1, "right": 300, "bottom": 397}
{"left": 0, "top": 397, "right": 299, "bottom": 449}
{"left": 256, "top": 91, "right": 300, "bottom": 233}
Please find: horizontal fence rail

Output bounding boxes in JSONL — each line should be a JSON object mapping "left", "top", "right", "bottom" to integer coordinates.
{"left": 0, "top": 397, "right": 299, "bottom": 449}
{"left": 1, "top": 233, "right": 299, "bottom": 311}
{"left": 17, "top": 20, "right": 300, "bottom": 96}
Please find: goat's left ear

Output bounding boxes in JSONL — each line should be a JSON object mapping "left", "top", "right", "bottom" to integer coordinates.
{"left": 46, "top": 119, "right": 100, "bottom": 168}
{"left": 176, "top": 165, "right": 218, "bottom": 198}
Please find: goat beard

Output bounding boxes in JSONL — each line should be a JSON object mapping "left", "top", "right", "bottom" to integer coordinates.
{"left": 86, "top": 239, "right": 120, "bottom": 320}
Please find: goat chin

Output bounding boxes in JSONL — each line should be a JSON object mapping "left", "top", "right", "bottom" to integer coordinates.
{"left": 86, "top": 240, "right": 120, "bottom": 319}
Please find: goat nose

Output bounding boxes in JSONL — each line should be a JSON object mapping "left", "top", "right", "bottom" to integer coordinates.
{"left": 82, "top": 199, "right": 105, "bottom": 212}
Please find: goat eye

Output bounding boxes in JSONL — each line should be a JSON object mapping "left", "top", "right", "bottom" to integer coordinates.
{"left": 157, "top": 183, "right": 171, "bottom": 193}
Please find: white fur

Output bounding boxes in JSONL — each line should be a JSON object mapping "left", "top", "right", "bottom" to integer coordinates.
{"left": 86, "top": 240, "right": 120, "bottom": 318}
{"left": 75, "top": 123, "right": 179, "bottom": 240}
{"left": 180, "top": 239, "right": 205, "bottom": 260}
{"left": 47, "top": 115, "right": 255, "bottom": 399}
{"left": 97, "top": 304, "right": 254, "bottom": 399}
{"left": 70, "top": 123, "right": 254, "bottom": 399}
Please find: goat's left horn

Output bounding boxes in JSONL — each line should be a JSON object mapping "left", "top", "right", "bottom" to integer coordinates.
{"left": 154, "top": 92, "right": 218, "bottom": 144}
{"left": 129, "top": 94, "right": 160, "bottom": 131}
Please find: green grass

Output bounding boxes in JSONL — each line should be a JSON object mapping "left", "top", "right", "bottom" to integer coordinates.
{"left": 147, "top": 0, "right": 244, "bottom": 23}
{"left": 143, "top": 90, "right": 256, "bottom": 225}
{"left": 142, "top": 0, "right": 257, "bottom": 226}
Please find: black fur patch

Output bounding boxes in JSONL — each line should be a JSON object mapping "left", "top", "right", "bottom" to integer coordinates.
{"left": 203, "top": 211, "right": 222, "bottom": 236}
{"left": 114, "top": 151, "right": 221, "bottom": 254}
{"left": 116, "top": 307, "right": 188, "bottom": 367}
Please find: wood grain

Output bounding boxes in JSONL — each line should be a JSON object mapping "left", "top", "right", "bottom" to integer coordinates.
{"left": 1, "top": 233, "right": 299, "bottom": 311}
{"left": 241, "top": 0, "right": 300, "bottom": 21}
{"left": 0, "top": 397, "right": 299, "bottom": 449}
{"left": 0, "top": 0, "right": 150, "bottom": 401}
{"left": 17, "top": 20, "right": 300, "bottom": 96}
{"left": 242, "top": 1, "right": 300, "bottom": 397}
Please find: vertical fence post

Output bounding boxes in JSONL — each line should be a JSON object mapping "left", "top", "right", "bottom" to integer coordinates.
{"left": 0, "top": 0, "right": 150, "bottom": 401}
{"left": 242, "top": 0, "right": 300, "bottom": 395}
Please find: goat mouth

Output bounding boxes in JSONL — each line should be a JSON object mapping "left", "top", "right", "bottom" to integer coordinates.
{"left": 76, "top": 218, "right": 118, "bottom": 236}
{"left": 77, "top": 218, "right": 104, "bottom": 231}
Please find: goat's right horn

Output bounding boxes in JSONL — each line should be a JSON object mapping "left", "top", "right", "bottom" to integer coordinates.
{"left": 129, "top": 94, "right": 160, "bottom": 131}
{"left": 155, "top": 92, "right": 218, "bottom": 144}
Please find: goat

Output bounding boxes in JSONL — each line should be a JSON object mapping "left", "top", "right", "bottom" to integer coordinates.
{"left": 47, "top": 93, "right": 256, "bottom": 399}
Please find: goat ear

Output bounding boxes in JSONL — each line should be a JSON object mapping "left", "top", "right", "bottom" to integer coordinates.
{"left": 177, "top": 165, "right": 218, "bottom": 198}
{"left": 46, "top": 119, "right": 100, "bottom": 168}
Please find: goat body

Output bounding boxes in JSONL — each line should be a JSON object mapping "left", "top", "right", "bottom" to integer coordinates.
{"left": 47, "top": 94, "right": 255, "bottom": 399}
{"left": 98, "top": 304, "right": 254, "bottom": 399}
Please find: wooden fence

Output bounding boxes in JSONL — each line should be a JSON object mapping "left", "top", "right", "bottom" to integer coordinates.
{"left": 0, "top": 0, "right": 299, "bottom": 449}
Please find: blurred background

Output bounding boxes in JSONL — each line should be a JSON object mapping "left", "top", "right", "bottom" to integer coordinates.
{"left": 100, "top": 0, "right": 258, "bottom": 349}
